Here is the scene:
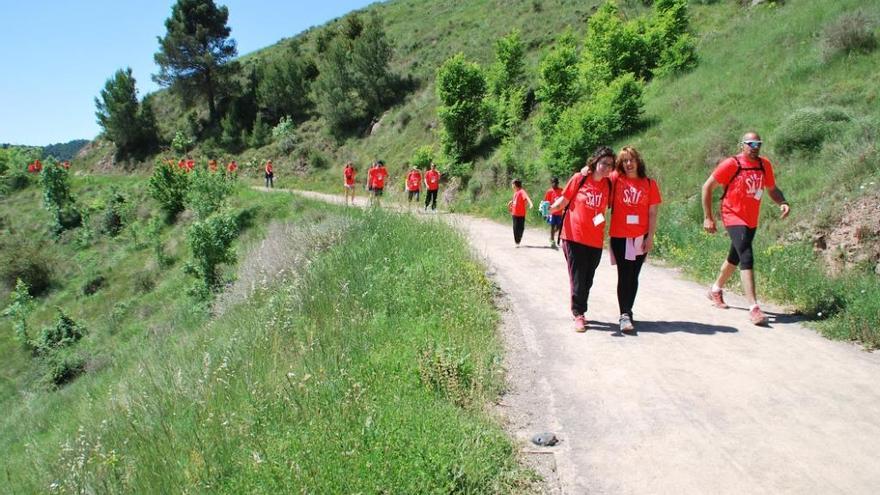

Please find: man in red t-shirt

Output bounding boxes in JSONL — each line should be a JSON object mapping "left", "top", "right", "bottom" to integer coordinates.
{"left": 343, "top": 161, "right": 357, "bottom": 205}
{"left": 264, "top": 159, "right": 274, "bottom": 188}
{"left": 543, "top": 177, "right": 564, "bottom": 248}
{"left": 424, "top": 162, "right": 441, "bottom": 212}
{"left": 507, "top": 179, "right": 534, "bottom": 247}
{"left": 405, "top": 165, "right": 422, "bottom": 206}
{"left": 702, "top": 131, "right": 791, "bottom": 325}
{"left": 369, "top": 160, "right": 389, "bottom": 207}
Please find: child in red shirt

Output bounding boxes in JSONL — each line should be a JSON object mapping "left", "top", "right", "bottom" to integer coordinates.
{"left": 507, "top": 179, "right": 533, "bottom": 247}
{"left": 405, "top": 166, "right": 422, "bottom": 205}
{"left": 343, "top": 161, "right": 357, "bottom": 205}
{"left": 423, "top": 163, "right": 441, "bottom": 212}
{"left": 543, "top": 177, "right": 564, "bottom": 248}
{"left": 264, "top": 159, "right": 274, "bottom": 188}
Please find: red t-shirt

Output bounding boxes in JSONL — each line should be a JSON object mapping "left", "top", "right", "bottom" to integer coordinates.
{"left": 344, "top": 166, "right": 356, "bottom": 185}
{"left": 406, "top": 171, "right": 422, "bottom": 191}
{"left": 713, "top": 154, "right": 776, "bottom": 228}
{"left": 609, "top": 172, "right": 662, "bottom": 238}
{"left": 227, "top": 162, "right": 238, "bottom": 172}
{"left": 561, "top": 173, "right": 611, "bottom": 248}
{"left": 544, "top": 187, "right": 563, "bottom": 217}
{"left": 510, "top": 189, "right": 531, "bottom": 217}
{"left": 425, "top": 170, "right": 440, "bottom": 191}
{"left": 265, "top": 162, "right": 273, "bottom": 173}
{"left": 373, "top": 166, "right": 388, "bottom": 188}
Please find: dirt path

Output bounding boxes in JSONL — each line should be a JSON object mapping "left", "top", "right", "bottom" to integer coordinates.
{"left": 278, "top": 188, "right": 880, "bottom": 494}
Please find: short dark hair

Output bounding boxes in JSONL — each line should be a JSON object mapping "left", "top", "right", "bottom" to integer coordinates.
{"left": 512, "top": 178, "right": 523, "bottom": 188}
{"left": 551, "top": 177, "right": 559, "bottom": 187}
{"left": 586, "top": 146, "right": 615, "bottom": 173}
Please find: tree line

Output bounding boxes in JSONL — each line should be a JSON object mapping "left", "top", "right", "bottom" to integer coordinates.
{"left": 96, "top": 0, "right": 404, "bottom": 161}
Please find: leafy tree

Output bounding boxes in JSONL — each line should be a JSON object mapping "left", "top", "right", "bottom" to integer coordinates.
{"left": 95, "top": 68, "right": 158, "bottom": 159}
{"left": 313, "top": 13, "right": 400, "bottom": 138}
{"left": 258, "top": 41, "right": 315, "bottom": 124}
{"left": 536, "top": 30, "right": 580, "bottom": 139}
{"left": 40, "top": 161, "right": 81, "bottom": 235}
{"left": 2, "top": 279, "right": 35, "bottom": 350}
{"left": 436, "top": 53, "right": 487, "bottom": 166}
{"left": 153, "top": 0, "right": 238, "bottom": 123}
{"left": 411, "top": 145, "right": 434, "bottom": 170}
{"left": 187, "top": 211, "right": 239, "bottom": 292}
{"left": 148, "top": 160, "right": 190, "bottom": 223}
{"left": 185, "top": 167, "right": 234, "bottom": 220}
{"left": 249, "top": 113, "right": 271, "bottom": 148}
{"left": 486, "top": 31, "right": 528, "bottom": 139}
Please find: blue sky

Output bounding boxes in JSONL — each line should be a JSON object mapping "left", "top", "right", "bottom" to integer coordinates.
{"left": 0, "top": 0, "right": 377, "bottom": 146}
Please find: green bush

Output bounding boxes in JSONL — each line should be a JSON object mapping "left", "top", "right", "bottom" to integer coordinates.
{"left": 821, "top": 10, "right": 878, "bottom": 62}
{"left": 418, "top": 343, "right": 475, "bottom": 408}
{"left": 34, "top": 308, "right": 87, "bottom": 354}
{"left": 171, "top": 130, "right": 194, "bottom": 155}
{"left": 101, "top": 190, "right": 127, "bottom": 236}
{"left": 185, "top": 168, "right": 234, "bottom": 220}
{"left": 0, "top": 238, "right": 53, "bottom": 295}
{"left": 148, "top": 160, "right": 190, "bottom": 223}
{"left": 187, "top": 211, "right": 240, "bottom": 292}
{"left": 2, "top": 279, "right": 35, "bottom": 350}
{"left": 774, "top": 107, "right": 851, "bottom": 155}
{"left": 411, "top": 145, "right": 434, "bottom": 169}
{"left": 39, "top": 162, "right": 81, "bottom": 235}
{"left": 436, "top": 53, "right": 487, "bottom": 166}
{"left": 40, "top": 347, "right": 86, "bottom": 387}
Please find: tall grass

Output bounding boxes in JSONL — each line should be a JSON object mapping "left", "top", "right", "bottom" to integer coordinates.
{"left": 3, "top": 207, "right": 531, "bottom": 493}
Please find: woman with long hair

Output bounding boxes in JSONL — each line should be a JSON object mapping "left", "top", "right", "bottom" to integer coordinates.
{"left": 608, "top": 146, "right": 661, "bottom": 334}
{"left": 550, "top": 146, "right": 615, "bottom": 332}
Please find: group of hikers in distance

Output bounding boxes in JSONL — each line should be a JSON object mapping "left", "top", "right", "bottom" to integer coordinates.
{"left": 342, "top": 160, "right": 441, "bottom": 211}
{"left": 333, "top": 131, "right": 788, "bottom": 334}
{"left": 516, "top": 131, "right": 789, "bottom": 333}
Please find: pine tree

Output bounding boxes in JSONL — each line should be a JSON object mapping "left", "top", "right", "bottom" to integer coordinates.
{"left": 95, "top": 68, "right": 157, "bottom": 159}
{"left": 153, "top": 0, "right": 238, "bottom": 123}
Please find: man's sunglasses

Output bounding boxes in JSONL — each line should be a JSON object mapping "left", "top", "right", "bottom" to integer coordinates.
{"left": 743, "top": 140, "right": 762, "bottom": 149}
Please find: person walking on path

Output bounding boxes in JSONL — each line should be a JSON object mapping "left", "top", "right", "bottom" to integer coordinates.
{"left": 543, "top": 177, "right": 564, "bottom": 249}
{"left": 405, "top": 165, "right": 422, "bottom": 207}
{"left": 424, "top": 162, "right": 441, "bottom": 212}
{"left": 609, "top": 146, "right": 662, "bottom": 334}
{"left": 368, "top": 160, "right": 389, "bottom": 207}
{"left": 264, "top": 159, "right": 274, "bottom": 188}
{"left": 343, "top": 161, "right": 357, "bottom": 205}
{"left": 701, "top": 131, "right": 790, "bottom": 326}
{"left": 226, "top": 160, "right": 238, "bottom": 175}
{"left": 508, "top": 179, "right": 534, "bottom": 247}
{"left": 550, "top": 146, "right": 615, "bottom": 332}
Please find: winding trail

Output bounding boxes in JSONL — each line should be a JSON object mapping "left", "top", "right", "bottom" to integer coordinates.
{"left": 275, "top": 188, "right": 880, "bottom": 494}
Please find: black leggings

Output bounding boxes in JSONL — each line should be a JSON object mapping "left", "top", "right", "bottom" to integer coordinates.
{"left": 265, "top": 172, "right": 274, "bottom": 188}
{"left": 512, "top": 216, "right": 525, "bottom": 244}
{"left": 726, "top": 225, "right": 757, "bottom": 270}
{"left": 425, "top": 189, "right": 438, "bottom": 210}
{"left": 610, "top": 237, "right": 647, "bottom": 318}
{"left": 563, "top": 240, "right": 603, "bottom": 317}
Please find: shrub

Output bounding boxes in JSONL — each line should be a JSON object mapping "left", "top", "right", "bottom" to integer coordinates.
{"left": 40, "top": 348, "right": 86, "bottom": 387}
{"left": 411, "top": 145, "right": 434, "bottom": 169}
{"left": 40, "top": 162, "right": 81, "bottom": 235}
{"left": 0, "top": 240, "right": 52, "bottom": 296}
{"left": 271, "top": 116, "right": 296, "bottom": 140}
{"left": 146, "top": 217, "right": 173, "bottom": 268}
{"left": 187, "top": 211, "right": 240, "bottom": 292}
{"left": 821, "top": 10, "right": 878, "bottom": 62}
{"left": 307, "top": 148, "right": 329, "bottom": 170}
{"left": 774, "top": 107, "right": 851, "bottom": 155}
{"left": 34, "top": 309, "right": 87, "bottom": 354}
{"left": 148, "top": 160, "right": 190, "bottom": 223}
{"left": 101, "top": 190, "right": 127, "bottom": 236}
{"left": 249, "top": 113, "right": 271, "bottom": 148}
{"left": 2, "top": 279, "right": 35, "bottom": 349}
{"left": 418, "top": 343, "right": 475, "bottom": 408}
{"left": 81, "top": 275, "right": 106, "bottom": 296}
{"left": 436, "top": 53, "right": 487, "bottom": 165}
{"left": 171, "top": 130, "right": 194, "bottom": 155}
{"left": 186, "top": 168, "right": 234, "bottom": 220}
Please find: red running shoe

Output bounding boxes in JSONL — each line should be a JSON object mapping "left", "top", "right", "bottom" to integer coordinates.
{"left": 708, "top": 289, "right": 729, "bottom": 309}
{"left": 574, "top": 315, "right": 587, "bottom": 333}
{"left": 750, "top": 306, "right": 769, "bottom": 326}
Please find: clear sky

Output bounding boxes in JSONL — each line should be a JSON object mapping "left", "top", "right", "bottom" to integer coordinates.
{"left": 0, "top": 0, "right": 378, "bottom": 146}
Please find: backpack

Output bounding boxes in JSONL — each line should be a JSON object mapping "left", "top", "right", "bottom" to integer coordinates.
{"left": 720, "top": 156, "right": 764, "bottom": 201}
{"left": 557, "top": 174, "right": 613, "bottom": 245}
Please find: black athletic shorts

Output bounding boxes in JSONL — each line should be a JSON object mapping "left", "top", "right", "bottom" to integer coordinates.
{"left": 373, "top": 187, "right": 384, "bottom": 196}
{"left": 407, "top": 190, "right": 420, "bottom": 201}
{"left": 726, "top": 225, "right": 757, "bottom": 270}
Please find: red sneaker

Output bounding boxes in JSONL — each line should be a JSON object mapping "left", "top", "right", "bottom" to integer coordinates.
{"left": 749, "top": 306, "right": 769, "bottom": 326}
{"left": 574, "top": 315, "right": 587, "bottom": 333}
{"left": 707, "top": 289, "right": 729, "bottom": 309}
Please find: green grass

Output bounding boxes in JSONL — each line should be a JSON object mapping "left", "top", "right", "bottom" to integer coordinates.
{"left": 1, "top": 177, "right": 531, "bottom": 492}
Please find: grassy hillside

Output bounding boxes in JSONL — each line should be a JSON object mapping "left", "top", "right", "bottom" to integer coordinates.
{"left": 0, "top": 174, "right": 532, "bottom": 492}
